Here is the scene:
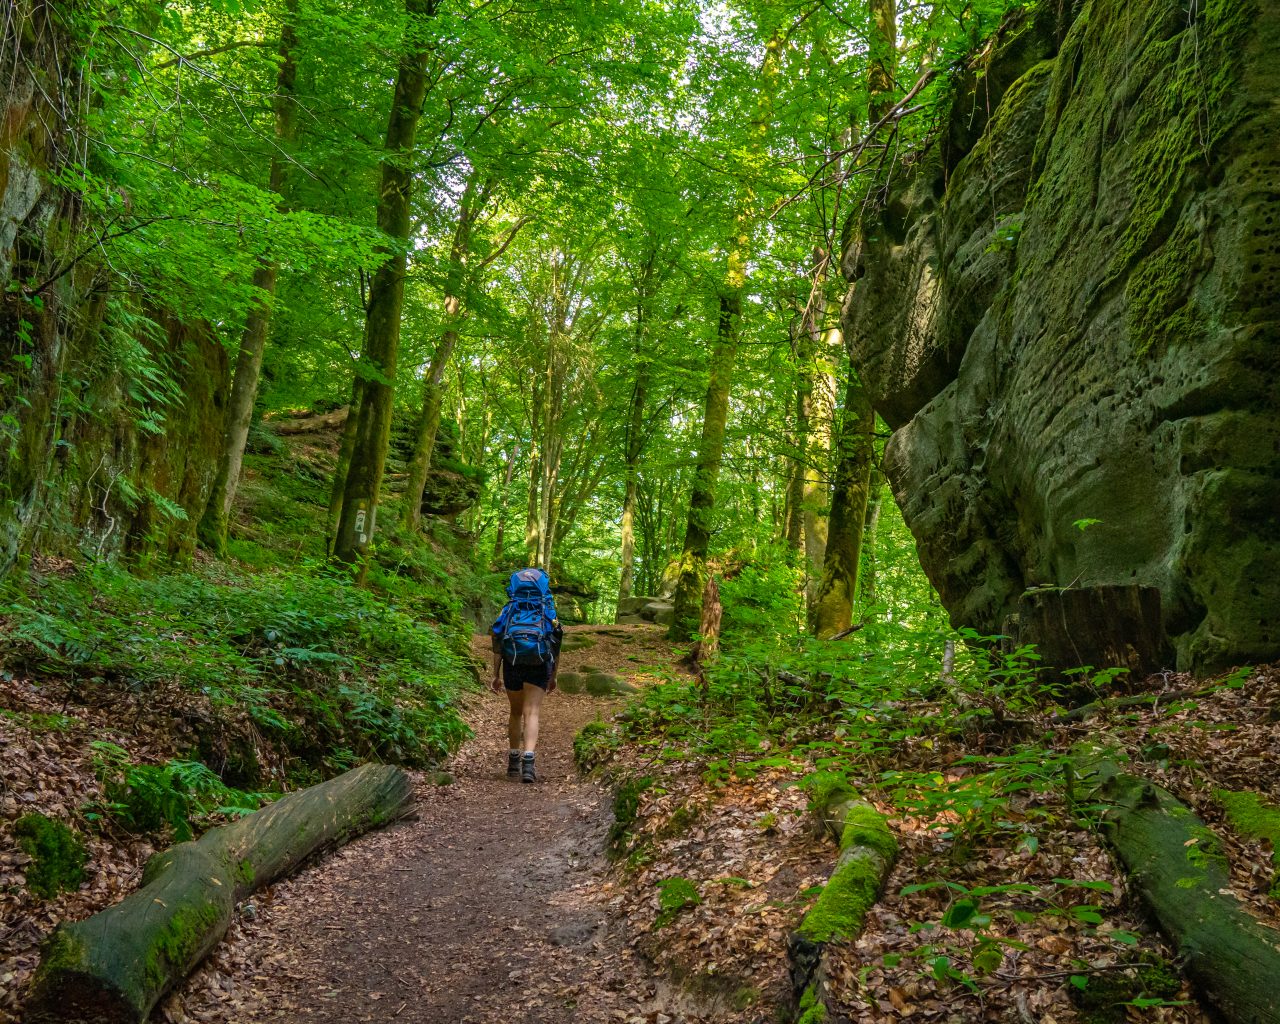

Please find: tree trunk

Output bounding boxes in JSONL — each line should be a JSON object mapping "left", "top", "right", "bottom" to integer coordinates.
{"left": 331, "top": 0, "right": 435, "bottom": 572}
{"left": 859, "top": 469, "right": 884, "bottom": 612}
{"left": 327, "top": 373, "right": 364, "bottom": 554}
{"left": 403, "top": 173, "right": 488, "bottom": 531}
{"left": 812, "top": 0, "right": 895, "bottom": 638}
{"left": 788, "top": 790, "right": 897, "bottom": 1018}
{"left": 810, "top": 373, "right": 874, "bottom": 638}
{"left": 1068, "top": 747, "right": 1280, "bottom": 1024}
{"left": 619, "top": 266, "right": 654, "bottom": 600}
{"left": 801, "top": 263, "right": 838, "bottom": 582}
{"left": 670, "top": 291, "right": 740, "bottom": 640}
{"left": 27, "top": 764, "right": 412, "bottom": 1024}
{"left": 868, "top": 0, "right": 897, "bottom": 124}
{"left": 491, "top": 442, "right": 518, "bottom": 566}
{"left": 197, "top": 4, "right": 298, "bottom": 555}
{"left": 401, "top": 326, "right": 457, "bottom": 532}
{"left": 524, "top": 450, "right": 541, "bottom": 566}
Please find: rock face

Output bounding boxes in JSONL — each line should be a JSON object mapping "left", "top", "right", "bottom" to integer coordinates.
{"left": 843, "top": 0, "right": 1279, "bottom": 673}
{"left": 2, "top": 7, "right": 230, "bottom": 569}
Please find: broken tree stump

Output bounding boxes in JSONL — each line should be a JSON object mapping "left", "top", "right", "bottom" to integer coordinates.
{"left": 27, "top": 762, "right": 413, "bottom": 1024}
{"left": 1069, "top": 746, "right": 1280, "bottom": 1024}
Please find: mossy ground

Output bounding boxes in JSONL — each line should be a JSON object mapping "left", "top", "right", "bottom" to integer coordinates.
{"left": 14, "top": 813, "right": 88, "bottom": 899}
{"left": 1067, "top": 953, "right": 1182, "bottom": 1023}
{"left": 1218, "top": 789, "right": 1280, "bottom": 898}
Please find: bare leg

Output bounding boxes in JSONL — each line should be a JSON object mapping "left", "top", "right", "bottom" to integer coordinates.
{"left": 520, "top": 683, "right": 545, "bottom": 753}
{"left": 506, "top": 688, "right": 524, "bottom": 750}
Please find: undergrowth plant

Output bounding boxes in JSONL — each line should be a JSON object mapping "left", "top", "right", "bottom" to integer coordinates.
{"left": 89, "top": 741, "right": 269, "bottom": 841}
{"left": 1, "top": 562, "right": 475, "bottom": 774}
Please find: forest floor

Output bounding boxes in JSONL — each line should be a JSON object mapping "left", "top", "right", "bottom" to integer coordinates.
{"left": 167, "top": 623, "right": 729, "bottom": 1024}
{"left": 5, "top": 615, "right": 1279, "bottom": 1024}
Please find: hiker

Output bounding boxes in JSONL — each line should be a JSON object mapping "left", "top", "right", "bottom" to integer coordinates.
{"left": 490, "top": 567, "right": 563, "bottom": 783}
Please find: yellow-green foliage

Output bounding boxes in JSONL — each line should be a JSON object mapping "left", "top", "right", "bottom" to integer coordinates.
{"left": 1219, "top": 790, "right": 1280, "bottom": 898}
{"left": 14, "top": 813, "right": 88, "bottom": 899}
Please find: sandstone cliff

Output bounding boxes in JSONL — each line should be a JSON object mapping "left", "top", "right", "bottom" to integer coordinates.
{"left": 843, "top": 0, "right": 1279, "bottom": 673}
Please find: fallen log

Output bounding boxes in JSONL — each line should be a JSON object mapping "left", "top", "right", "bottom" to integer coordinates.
{"left": 1051, "top": 688, "right": 1196, "bottom": 725}
{"left": 27, "top": 762, "right": 413, "bottom": 1024}
{"left": 1069, "top": 746, "right": 1280, "bottom": 1024}
{"left": 788, "top": 790, "right": 897, "bottom": 1022}
{"left": 270, "top": 406, "right": 349, "bottom": 434}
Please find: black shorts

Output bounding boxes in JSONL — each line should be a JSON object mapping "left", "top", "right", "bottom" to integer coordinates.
{"left": 503, "top": 659, "right": 552, "bottom": 691}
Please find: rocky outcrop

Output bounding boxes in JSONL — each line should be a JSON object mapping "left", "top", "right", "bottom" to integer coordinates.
{"left": 2, "top": 5, "right": 229, "bottom": 569}
{"left": 386, "top": 417, "right": 483, "bottom": 521}
{"left": 615, "top": 596, "right": 675, "bottom": 627}
{"left": 844, "top": 0, "right": 1280, "bottom": 672}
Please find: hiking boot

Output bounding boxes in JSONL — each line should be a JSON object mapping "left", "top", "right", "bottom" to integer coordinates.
{"left": 521, "top": 752, "right": 537, "bottom": 784}
{"left": 507, "top": 750, "right": 521, "bottom": 778}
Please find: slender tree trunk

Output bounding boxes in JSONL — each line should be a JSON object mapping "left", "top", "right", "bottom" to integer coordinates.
{"left": 490, "top": 443, "right": 518, "bottom": 566}
{"left": 810, "top": 374, "right": 875, "bottom": 638}
{"left": 670, "top": 291, "right": 741, "bottom": 639}
{"left": 669, "top": 31, "right": 782, "bottom": 640}
{"left": 868, "top": 0, "right": 897, "bottom": 124}
{"left": 802, "top": 281, "right": 838, "bottom": 575}
{"left": 198, "top": 4, "right": 297, "bottom": 554}
{"left": 401, "top": 326, "right": 457, "bottom": 531}
{"left": 811, "top": 0, "right": 895, "bottom": 637}
{"left": 859, "top": 470, "right": 885, "bottom": 613}
{"left": 403, "top": 173, "right": 487, "bottom": 531}
{"left": 784, "top": 306, "right": 808, "bottom": 555}
{"left": 331, "top": 0, "right": 434, "bottom": 572}
{"left": 619, "top": 259, "right": 654, "bottom": 601}
{"left": 326, "top": 377, "right": 363, "bottom": 553}
{"left": 524, "top": 431, "right": 541, "bottom": 567}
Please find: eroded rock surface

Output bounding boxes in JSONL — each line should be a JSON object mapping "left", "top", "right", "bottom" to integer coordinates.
{"left": 844, "top": 0, "right": 1280, "bottom": 672}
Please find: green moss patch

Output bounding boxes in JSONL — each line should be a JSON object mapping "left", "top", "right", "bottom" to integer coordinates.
{"left": 607, "top": 775, "right": 654, "bottom": 858}
{"left": 573, "top": 719, "right": 618, "bottom": 769}
{"left": 1068, "top": 952, "right": 1182, "bottom": 1024}
{"left": 1218, "top": 790, "right": 1280, "bottom": 899}
{"left": 655, "top": 876, "right": 701, "bottom": 927}
{"left": 14, "top": 813, "right": 88, "bottom": 899}
{"left": 796, "top": 848, "right": 886, "bottom": 943}
{"left": 839, "top": 803, "right": 899, "bottom": 863}
{"left": 796, "top": 982, "right": 828, "bottom": 1024}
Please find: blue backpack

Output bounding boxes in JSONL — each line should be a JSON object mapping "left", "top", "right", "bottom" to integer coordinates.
{"left": 492, "top": 568, "right": 559, "bottom": 666}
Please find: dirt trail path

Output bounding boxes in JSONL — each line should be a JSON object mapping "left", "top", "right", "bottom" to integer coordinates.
{"left": 177, "top": 625, "right": 713, "bottom": 1024}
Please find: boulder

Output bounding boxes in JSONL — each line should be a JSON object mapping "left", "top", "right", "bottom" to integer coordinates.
{"left": 843, "top": 0, "right": 1280, "bottom": 673}
{"left": 615, "top": 597, "right": 673, "bottom": 627}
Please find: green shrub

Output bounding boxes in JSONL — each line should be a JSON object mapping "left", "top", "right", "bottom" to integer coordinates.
{"left": 2, "top": 562, "right": 474, "bottom": 771}
{"left": 89, "top": 741, "right": 268, "bottom": 841}
{"left": 14, "top": 814, "right": 88, "bottom": 898}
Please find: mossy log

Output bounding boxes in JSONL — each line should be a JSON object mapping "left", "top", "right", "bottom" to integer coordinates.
{"left": 1070, "top": 747, "right": 1280, "bottom": 1024}
{"left": 26, "top": 763, "right": 413, "bottom": 1024}
{"left": 788, "top": 792, "right": 897, "bottom": 1021}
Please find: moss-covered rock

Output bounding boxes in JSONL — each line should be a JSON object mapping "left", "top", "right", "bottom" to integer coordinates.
{"left": 584, "top": 672, "right": 638, "bottom": 697}
{"left": 844, "top": 0, "right": 1280, "bottom": 674}
{"left": 14, "top": 813, "right": 88, "bottom": 899}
